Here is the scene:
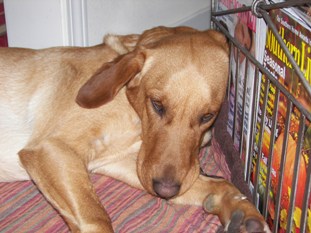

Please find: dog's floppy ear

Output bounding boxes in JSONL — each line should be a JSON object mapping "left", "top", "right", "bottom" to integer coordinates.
{"left": 76, "top": 50, "right": 145, "bottom": 108}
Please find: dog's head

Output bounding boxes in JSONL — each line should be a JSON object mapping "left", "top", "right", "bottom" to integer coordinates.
{"left": 76, "top": 26, "right": 229, "bottom": 199}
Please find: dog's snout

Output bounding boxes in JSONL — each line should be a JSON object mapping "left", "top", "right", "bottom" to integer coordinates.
{"left": 152, "top": 178, "right": 181, "bottom": 199}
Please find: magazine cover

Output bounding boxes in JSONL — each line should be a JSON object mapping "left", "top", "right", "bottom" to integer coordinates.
{"left": 214, "top": 0, "right": 258, "bottom": 174}
{"left": 252, "top": 8, "right": 311, "bottom": 233}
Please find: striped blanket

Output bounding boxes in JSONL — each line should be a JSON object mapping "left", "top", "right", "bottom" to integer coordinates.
{"left": 0, "top": 101, "right": 249, "bottom": 233}
{"left": 0, "top": 145, "right": 231, "bottom": 233}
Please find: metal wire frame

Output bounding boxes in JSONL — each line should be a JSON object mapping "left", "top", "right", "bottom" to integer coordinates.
{"left": 211, "top": 0, "right": 311, "bottom": 232}
{"left": 212, "top": 0, "right": 311, "bottom": 98}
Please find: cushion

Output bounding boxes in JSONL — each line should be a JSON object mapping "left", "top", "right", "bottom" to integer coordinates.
{"left": 0, "top": 101, "right": 249, "bottom": 232}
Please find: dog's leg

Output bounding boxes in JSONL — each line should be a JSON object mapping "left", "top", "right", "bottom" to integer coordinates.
{"left": 19, "top": 138, "right": 114, "bottom": 233}
{"left": 172, "top": 175, "right": 271, "bottom": 233}
{"left": 90, "top": 152, "right": 143, "bottom": 190}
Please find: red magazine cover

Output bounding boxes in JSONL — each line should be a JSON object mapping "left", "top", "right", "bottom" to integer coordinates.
{"left": 214, "top": 0, "right": 258, "bottom": 175}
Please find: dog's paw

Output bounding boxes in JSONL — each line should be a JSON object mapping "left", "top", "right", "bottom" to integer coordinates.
{"left": 203, "top": 194, "right": 271, "bottom": 233}
{"left": 224, "top": 210, "right": 271, "bottom": 233}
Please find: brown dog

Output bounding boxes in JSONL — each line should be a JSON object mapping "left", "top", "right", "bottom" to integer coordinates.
{"left": 0, "top": 26, "right": 270, "bottom": 232}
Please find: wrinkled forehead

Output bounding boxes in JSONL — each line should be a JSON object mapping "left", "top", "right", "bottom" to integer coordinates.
{"left": 168, "top": 67, "right": 211, "bottom": 102}
{"left": 141, "top": 45, "right": 228, "bottom": 112}
{"left": 142, "top": 36, "right": 228, "bottom": 84}
{"left": 149, "top": 66, "right": 214, "bottom": 108}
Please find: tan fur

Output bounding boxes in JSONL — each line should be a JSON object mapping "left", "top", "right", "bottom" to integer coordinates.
{"left": 0, "top": 26, "right": 270, "bottom": 233}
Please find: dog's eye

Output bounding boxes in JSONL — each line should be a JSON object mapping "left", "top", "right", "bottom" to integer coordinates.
{"left": 200, "top": 113, "right": 214, "bottom": 125}
{"left": 151, "top": 99, "right": 165, "bottom": 116}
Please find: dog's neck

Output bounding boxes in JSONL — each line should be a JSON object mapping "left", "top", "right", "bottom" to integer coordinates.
{"left": 87, "top": 88, "right": 142, "bottom": 172}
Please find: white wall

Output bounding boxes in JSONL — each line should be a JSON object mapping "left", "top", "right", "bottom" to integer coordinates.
{"left": 86, "top": 0, "right": 211, "bottom": 46}
{"left": 4, "top": 0, "right": 211, "bottom": 49}
{"left": 4, "top": 0, "right": 65, "bottom": 48}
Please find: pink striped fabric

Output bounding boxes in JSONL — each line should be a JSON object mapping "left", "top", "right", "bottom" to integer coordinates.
{"left": 0, "top": 146, "right": 229, "bottom": 232}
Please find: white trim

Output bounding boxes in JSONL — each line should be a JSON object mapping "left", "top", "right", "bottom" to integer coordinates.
{"left": 81, "top": 0, "right": 88, "bottom": 46}
{"left": 60, "top": 0, "right": 88, "bottom": 47}
{"left": 60, "top": 0, "right": 73, "bottom": 46}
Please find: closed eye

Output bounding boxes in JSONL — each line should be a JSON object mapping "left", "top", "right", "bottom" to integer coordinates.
{"left": 151, "top": 99, "right": 165, "bottom": 116}
{"left": 200, "top": 113, "right": 214, "bottom": 125}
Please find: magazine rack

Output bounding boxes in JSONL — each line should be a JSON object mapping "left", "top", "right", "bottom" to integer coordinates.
{"left": 211, "top": 0, "right": 311, "bottom": 232}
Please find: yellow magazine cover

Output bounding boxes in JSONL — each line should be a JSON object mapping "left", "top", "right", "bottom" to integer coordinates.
{"left": 252, "top": 7, "right": 311, "bottom": 233}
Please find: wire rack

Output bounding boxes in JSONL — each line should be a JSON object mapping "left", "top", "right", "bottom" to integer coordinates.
{"left": 211, "top": 0, "right": 311, "bottom": 232}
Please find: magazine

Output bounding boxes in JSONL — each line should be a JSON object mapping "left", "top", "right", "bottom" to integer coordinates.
{"left": 252, "top": 8, "right": 311, "bottom": 233}
{"left": 214, "top": 0, "right": 258, "bottom": 175}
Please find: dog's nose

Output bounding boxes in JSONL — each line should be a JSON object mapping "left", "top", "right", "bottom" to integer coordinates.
{"left": 152, "top": 178, "right": 181, "bottom": 199}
